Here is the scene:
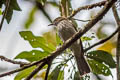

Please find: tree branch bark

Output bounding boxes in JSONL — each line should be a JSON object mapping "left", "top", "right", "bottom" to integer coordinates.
{"left": 69, "top": 0, "right": 106, "bottom": 18}
{"left": 112, "top": 4, "right": 120, "bottom": 80}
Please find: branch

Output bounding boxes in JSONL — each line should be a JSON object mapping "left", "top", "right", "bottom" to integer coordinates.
{"left": 45, "top": 61, "right": 52, "bottom": 80}
{"left": 112, "top": 4, "right": 120, "bottom": 80}
{"left": 0, "top": 55, "right": 29, "bottom": 66}
{"left": 69, "top": 1, "right": 106, "bottom": 18}
{"left": 0, "top": 0, "right": 11, "bottom": 31}
{"left": 25, "top": 58, "right": 52, "bottom": 80}
{"left": 72, "top": 18, "right": 90, "bottom": 22}
{"left": 36, "top": 2, "right": 52, "bottom": 22}
{"left": 85, "top": 28, "right": 118, "bottom": 52}
{"left": 0, "top": 58, "right": 46, "bottom": 77}
{"left": 0, "top": 0, "right": 116, "bottom": 78}
{"left": 25, "top": 62, "right": 46, "bottom": 80}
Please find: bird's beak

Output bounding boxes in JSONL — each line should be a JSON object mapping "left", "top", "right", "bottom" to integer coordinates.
{"left": 48, "top": 23, "right": 54, "bottom": 26}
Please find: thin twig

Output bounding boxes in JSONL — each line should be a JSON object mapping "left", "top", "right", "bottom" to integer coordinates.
{"left": 0, "top": 0, "right": 116, "bottom": 78}
{"left": 69, "top": 1, "right": 106, "bottom": 18}
{"left": 25, "top": 62, "right": 46, "bottom": 80}
{"left": 112, "top": 5, "right": 120, "bottom": 25}
{"left": 72, "top": 18, "right": 90, "bottom": 22}
{"left": 45, "top": 62, "right": 52, "bottom": 80}
{"left": 85, "top": 28, "right": 118, "bottom": 52}
{"left": 0, "top": 0, "right": 11, "bottom": 31}
{"left": 0, "top": 56, "right": 29, "bottom": 66}
{"left": 0, "top": 58, "right": 47, "bottom": 77}
{"left": 112, "top": 4, "right": 120, "bottom": 80}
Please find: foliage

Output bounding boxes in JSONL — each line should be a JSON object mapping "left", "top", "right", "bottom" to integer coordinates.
{"left": 19, "top": 31, "right": 55, "bottom": 52}
{"left": 86, "top": 50, "right": 116, "bottom": 68}
{"left": 15, "top": 50, "right": 50, "bottom": 62}
{"left": 14, "top": 66, "right": 36, "bottom": 80}
{"left": 81, "top": 36, "right": 92, "bottom": 42}
{"left": 0, "top": 0, "right": 21, "bottom": 23}
{"left": 15, "top": 30, "right": 116, "bottom": 79}
{"left": 88, "top": 60, "right": 113, "bottom": 76}
{"left": 48, "top": 66, "right": 64, "bottom": 80}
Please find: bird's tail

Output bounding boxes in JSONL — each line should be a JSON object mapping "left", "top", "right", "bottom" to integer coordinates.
{"left": 71, "top": 40, "right": 90, "bottom": 76}
{"left": 74, "top": 52, "right": 90, "bottom": 76}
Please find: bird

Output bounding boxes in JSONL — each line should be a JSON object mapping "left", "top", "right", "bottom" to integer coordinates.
{"left": 49, "top": 17, "right": 90, "bottom": 76}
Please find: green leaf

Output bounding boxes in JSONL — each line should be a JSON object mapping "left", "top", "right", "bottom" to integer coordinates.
{"left": 86, "top": 50, "right": 116, "bottom": 68}
{"left": 15, "top": 50, "right": 50, "bottom": 62}
{"left": 57, "top": 71, "right": 64, "bottom": 80}
{"left": 48, "top": 66, "right": 61, "bottom": 80}
{"left": 19, "top": 31, "right": 54, "bottom": 52}
{"left": 14, "top": 66, "right": 36, "bottom": 80}
{"left": 24, "top": 6, "right": 37, "bottom": 29}
{"left": 43, "top": 31, "right": 57, "bottom": 46}
{"left": 81, "top": 36, "right": 92, "bottom": 42}
{"left": 4, "top": 0, "right": 21, "bottom": 23}
{"left": 88, "top": 60, "right": 112, "bottom": 76}
{"left": 47, "top": 43, "right": 56, "bottom": 51}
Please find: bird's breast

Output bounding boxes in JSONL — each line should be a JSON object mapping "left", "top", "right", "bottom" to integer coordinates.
{"left": 57, "top": 20, "right": 76, "bottom": 41}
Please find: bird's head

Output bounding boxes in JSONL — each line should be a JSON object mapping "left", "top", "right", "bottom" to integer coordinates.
{"left": 48, "top": 17, "right": 67, "bottom": 26}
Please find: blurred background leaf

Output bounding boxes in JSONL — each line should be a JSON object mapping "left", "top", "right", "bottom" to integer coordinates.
{"left": 96, "top": 26, "right": 107, "bottom": 39}
{"left": 97, "top": 41, "right": 116, "bottom": 56}
{"left": 43, "top": 30, "right": 57, "bottom": 46}
{"left": 24, "top": 6, "right": 37, "bottom": 29}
